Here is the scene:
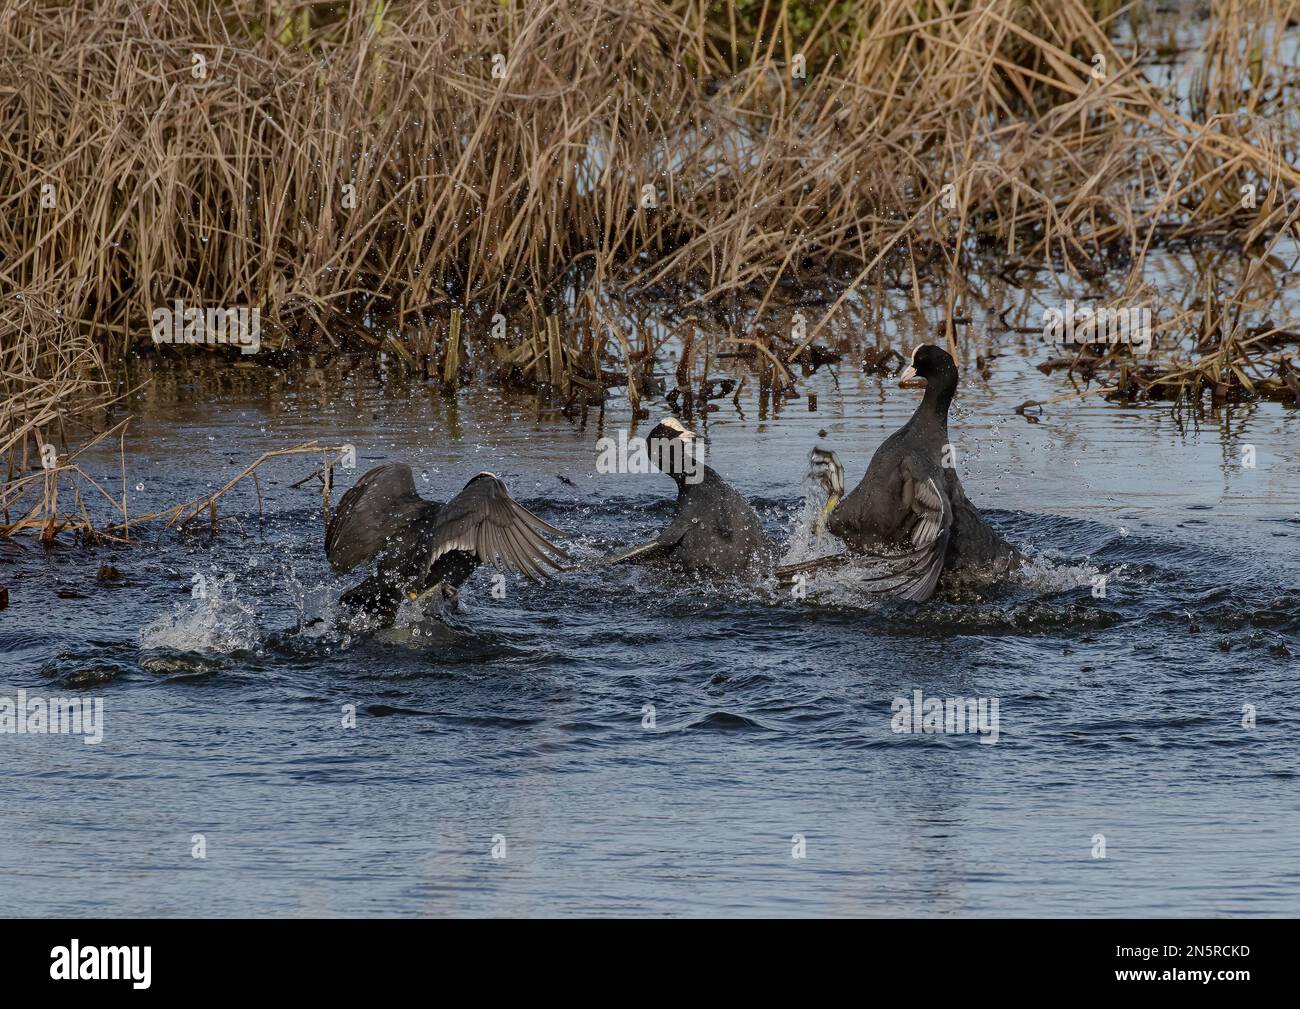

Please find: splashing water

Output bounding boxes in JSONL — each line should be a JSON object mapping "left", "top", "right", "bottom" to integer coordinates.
{"left": 138, "top": 572, "right": 265, "bottom": 656}
{"left": 4, "top": 362, "right": 1297, "bottom": 919}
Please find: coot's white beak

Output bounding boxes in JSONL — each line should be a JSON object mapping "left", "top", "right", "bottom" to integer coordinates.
{"left": 659, "top": 417, "right": 699, "bottom": 443}
{"left": 898, "top": 364, "right": 925, "bottom": 388}
{"left": 899, "top": 345, "right": 928, "bottom": 388}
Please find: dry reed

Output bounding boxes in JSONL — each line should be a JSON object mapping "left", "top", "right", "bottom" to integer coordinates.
{"left": 1, "top": 0, "right": 1297, "bottom": 539}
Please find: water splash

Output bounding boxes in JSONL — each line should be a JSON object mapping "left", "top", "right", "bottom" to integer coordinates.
{"left": 138, "top": 572, "right": 263, "bottom": 655}
{"left": 777, "top": 473, "right": 843, "bottom": 566}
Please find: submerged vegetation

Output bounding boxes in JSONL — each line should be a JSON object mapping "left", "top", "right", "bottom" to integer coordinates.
{"left": 2, "top": 0, "right": 1299, "bottom": 538}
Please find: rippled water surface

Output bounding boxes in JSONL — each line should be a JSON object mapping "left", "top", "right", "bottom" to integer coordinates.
{"left": 2, "top": 342, "right": 1298, "bottom": 917}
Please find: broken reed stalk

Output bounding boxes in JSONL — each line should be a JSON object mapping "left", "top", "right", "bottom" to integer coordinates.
{"left": 0, "top": 441, "right": 352, "bottom": 542}
{"left": 545, "top": 316, "right": 564, "bottom": 392}
{"left": 442, "top": 308, "right": 463, "bottom": 390}
{"left": 165, "top": 443, "right": 352, "bottom": 532}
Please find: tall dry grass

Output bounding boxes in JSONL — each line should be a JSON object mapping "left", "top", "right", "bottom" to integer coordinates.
{"left": 0, "top": 288, "right": 123, "bottom": 538}
{"left": 0, "top": 291, "right": 113, "bottom": 476}
{"left": 2, "top": 0, "right": 1296, "bottom": 350}
{"left": 0, "top": 0, "right": 1297, "bottom": 515}
{"left": 1, "top": 0, "right": 1297, "bottom": 541}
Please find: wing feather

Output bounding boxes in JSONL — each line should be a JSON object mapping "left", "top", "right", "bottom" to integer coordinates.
{"left": 606, "top": 540, "right": 676, "bottom": 565}
{"left": 495, "top": 524, "right": 536, "bottom": 580}
{"left": 426, "top": 474, "right": 569, "bottom": 585}
{"left": 604, "top": 503, "right": 696, "bottom": 567}
{"left": 325, "top": 463, "right": 440, "bottom": 574}
{"left": 778, "top": 465, "right": 952, "bottom": 602}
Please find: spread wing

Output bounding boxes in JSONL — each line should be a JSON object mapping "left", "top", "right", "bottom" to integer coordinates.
{"left": 325, "top": 463, "right": 440, "bottom": 574}
{"left": 426, "top": 473, "right": 570, "bottom": 583}
{"left": 604, "top": 506, "right": 694, "bottom": 566}
{"left": 887, "top": 467, "right": 951, "bottom": 601}
{"left": 606, "top": 540, "right": 676, "bottom": 565}
{"left": 777, "top": 464, "right": 951, "bottom": 602}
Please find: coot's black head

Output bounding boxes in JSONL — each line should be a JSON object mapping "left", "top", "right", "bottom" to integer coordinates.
{"left": 646, "top": 417, "right": 700, "bottom": 480}
{"left": 899, "top": 344, "right": 957, "bottom": 386}
{"left": 898, "top": 344, "right": 959, "bottom": 420}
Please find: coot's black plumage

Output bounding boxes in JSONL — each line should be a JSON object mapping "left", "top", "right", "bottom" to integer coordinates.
{"left": 326, "top": 464, "right": 568, "bottom": 623}
{"left": 608, "top": 418, "right": 776, "bottom": 576}
{"left": 780, "top": 345, "right": 1018, "bottom": 600}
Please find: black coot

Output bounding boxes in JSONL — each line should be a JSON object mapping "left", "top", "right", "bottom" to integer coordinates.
{"left": 607, "top": 418, "right": 776, "bottom": 577}
{"left": 780, "top": 345, "right": 1018, "bottom": 600}
{"left": 326, "top": 464, "right": 569, "bottom": 623}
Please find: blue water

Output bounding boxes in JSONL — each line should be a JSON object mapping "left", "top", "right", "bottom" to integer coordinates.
{"left": 1, "top": 345, "right": 1298, "bottom": 917}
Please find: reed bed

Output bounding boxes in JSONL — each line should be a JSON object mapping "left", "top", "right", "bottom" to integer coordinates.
{"left": 0, "top": 289, "right": 119, "bottom": 532}
{"left": 1, "top": 0, "right": 1298, "bottom": 540}
{"left": 3, "top": 1, "right": 1296, "bottom": 328}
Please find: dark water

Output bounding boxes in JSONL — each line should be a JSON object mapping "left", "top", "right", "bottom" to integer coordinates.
{"left": 2, "top": 343, "right": 1298, "bottom": 917}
